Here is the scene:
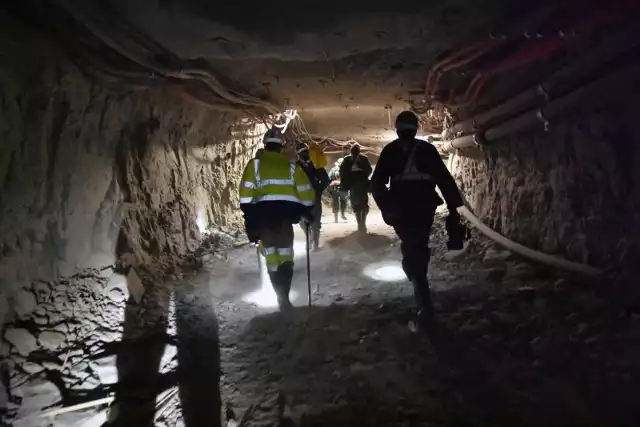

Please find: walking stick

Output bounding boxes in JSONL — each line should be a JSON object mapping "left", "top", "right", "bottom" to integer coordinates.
{"left": 305, "top": 223, "right": 312, "bottom": 307}
{"left": 255, "top": 244, "right": 262, "bottom": 272}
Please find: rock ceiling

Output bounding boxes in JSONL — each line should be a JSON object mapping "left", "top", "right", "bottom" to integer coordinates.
{"left": 69, "top": 0, "right": 541, "bottom": 146}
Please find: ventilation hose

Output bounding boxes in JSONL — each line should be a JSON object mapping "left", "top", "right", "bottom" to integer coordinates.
{"left": 447, "top": 153, "right": 602, "bottom": 277}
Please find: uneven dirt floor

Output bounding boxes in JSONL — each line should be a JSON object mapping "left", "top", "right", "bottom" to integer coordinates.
{"left": 6, "top": 209, "right": 640, "bottom": 427}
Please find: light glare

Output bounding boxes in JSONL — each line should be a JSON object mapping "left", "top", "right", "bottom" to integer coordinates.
{"left": 293, "top": 241, "right": 307, "bottom": 259}
{"left": 242, "top": 250, "right": 298, "bottom": 308}
{"left": 196, "top": 208, "right": 207, "bottom": 234}
{"left": 363, "top": 261, "right": 406, "bottom": 282}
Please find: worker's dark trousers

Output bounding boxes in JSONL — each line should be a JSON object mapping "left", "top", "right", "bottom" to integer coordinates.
{"left": 330, "top": 187, "right": 348, "bottom": 216}
{"left": 350, "top": 189, "right": 369, "bottom": 232}
{"left": 393, "top": 214, "right": 435, "bottom": 316}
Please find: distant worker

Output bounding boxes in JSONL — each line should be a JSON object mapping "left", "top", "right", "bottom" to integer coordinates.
{"left": 328, "top": 158, "right": 348, "bottom": 222}
{"left": 339, "top": 143, "right": 373, "bottom": 233}
{"left": 239, "top": 128, "right": 315, "bottom": 313}
{"left": 296, "top": 142, "right": 330, "bottom": 251}
{"left": 371, "top": 111, "right": 468, "bottom": 327}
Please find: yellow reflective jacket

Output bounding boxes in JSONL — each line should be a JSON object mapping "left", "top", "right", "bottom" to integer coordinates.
{"left": 239, "top": 150, "right": 315, "bottom": 222}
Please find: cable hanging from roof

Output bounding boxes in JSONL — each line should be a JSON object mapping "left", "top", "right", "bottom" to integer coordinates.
{"left": 52, "top": 0, "right": 281, "bottom": 120}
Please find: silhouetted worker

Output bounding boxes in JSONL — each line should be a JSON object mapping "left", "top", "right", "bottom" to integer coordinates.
{"left": 328, "top": 158, "right": 348, "bottom": 222}
{"left": 239, "top": 128, "right": 315, "bottom": 313}
{"left": 371, "top": 111, "right": 468, "bottom": 327}
{"left": 296, "top": 142, "right": 330, "bottom": 250}
{"left": 339, "top": 143, "right": 372, "bottom": 233}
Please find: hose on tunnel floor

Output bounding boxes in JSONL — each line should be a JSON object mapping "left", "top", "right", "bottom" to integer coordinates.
{"left": 447, "top": 153, "right": 603, "bottom": 277}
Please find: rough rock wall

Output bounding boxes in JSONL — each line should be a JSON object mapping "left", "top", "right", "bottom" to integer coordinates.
{"left": 451, "top": 102, "right": 640, "bottom": 270}
{"left": 0, "top": 51, "right": 261, "bottom": 412}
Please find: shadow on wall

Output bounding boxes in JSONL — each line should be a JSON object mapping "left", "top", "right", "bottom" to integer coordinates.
{"left": 105, "top": 277, "right": 221, "bottom": 427}
{"left": 1, "top": 267, "right": 222, "bottom": 427}
{"left": 0, "top": 48, "right": 261, "bottom": 424}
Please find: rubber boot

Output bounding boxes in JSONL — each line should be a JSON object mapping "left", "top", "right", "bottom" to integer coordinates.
{"left": 402, "top": 250, "right": 436, "bottom": 332}
{"left": 355, "top": 211, "right": 364, "bottom": 233}
{"left": 413, "top": 279, "right": 435, "bottom": 329}
{"left": 274, "top": 262, "right": 294, "bottom": 315}
{"left": 268, "top": 271, "right": 278, "bottom": 287}
{"left": 269, "top": 270, "right": 290, "bottom": 313}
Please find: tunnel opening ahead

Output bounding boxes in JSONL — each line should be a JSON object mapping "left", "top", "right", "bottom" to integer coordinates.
{"left": 1, "top": 1, "right": 640, "bottom": 426}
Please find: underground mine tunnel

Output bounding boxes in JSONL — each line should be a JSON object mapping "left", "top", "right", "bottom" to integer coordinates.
{"left": 1, "top": 1, "right": 640, "bottom": 426}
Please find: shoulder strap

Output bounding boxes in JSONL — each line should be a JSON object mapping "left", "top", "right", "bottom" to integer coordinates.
{"left": 392, "top": 139, "right": 434, "bottom": 183}
{"left": 402, "top": 140, "right": 419, "bottom": 176}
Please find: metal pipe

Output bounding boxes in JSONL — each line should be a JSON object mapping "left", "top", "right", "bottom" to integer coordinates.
{"left": 450, "top": 24, "right": 640, "bottom": 136}
{"left": 446, "top": 134, "right": 475, "bottom": 150}
{"left": 441, "top": 60, "right": 640, "bottom": 153}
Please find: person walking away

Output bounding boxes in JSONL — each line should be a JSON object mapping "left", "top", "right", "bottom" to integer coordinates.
{"left": 371, "top": 111, "right": 468, "bottom": 328}
{"left": 239, "top": 128, "right": 315, "bottom": 313}
{"left": 296, "top": 142, "right": 330, "bottom": 251}
{"left": 339, "top": 143, "right": 372, "bottom": 233}
{"left": 328, "top": 158, "right": 348, "bottom": 222}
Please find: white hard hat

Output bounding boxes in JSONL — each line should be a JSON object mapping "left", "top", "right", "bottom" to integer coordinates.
{"left": 263, "top": 128, "right": 284, "bottom": 144}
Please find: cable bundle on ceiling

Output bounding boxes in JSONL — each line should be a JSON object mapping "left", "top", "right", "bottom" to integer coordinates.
{"left": 416, "top": 0, "right": 635, "bottom": 133}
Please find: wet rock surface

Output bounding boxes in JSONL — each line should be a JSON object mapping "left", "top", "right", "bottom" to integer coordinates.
{"left": 3, "top": 214, "right": 639, "bottom": 426}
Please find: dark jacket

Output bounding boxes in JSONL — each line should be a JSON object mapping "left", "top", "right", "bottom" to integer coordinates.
{"left": 298, "top": 160, "right": 330, "bottom": 202}
{"left": 339, "top": 154, "right": 372, "bottom": 192}
{"left": 371, "top": 137, "right": 463, "bottom": 224}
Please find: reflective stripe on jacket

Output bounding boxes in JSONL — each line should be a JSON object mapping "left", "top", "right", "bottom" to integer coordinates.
{"left": 239, "top": 150, "right": 315, "bottom": 208}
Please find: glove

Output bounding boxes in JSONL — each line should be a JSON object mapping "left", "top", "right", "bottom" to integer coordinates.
{"left": 444, "top": 220, "right": 470, "bottom": 261}
{"left": 445, "top": 211, "right": 470, "bottom": 250}
{"left": 447, "top": 236, "right": 464, "bottom": 251}
{"left": 445, "top": 209, "right": 471, "bottom": 258}
{"left": 244, "top": 217, "right": 259, "bottom": 243}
